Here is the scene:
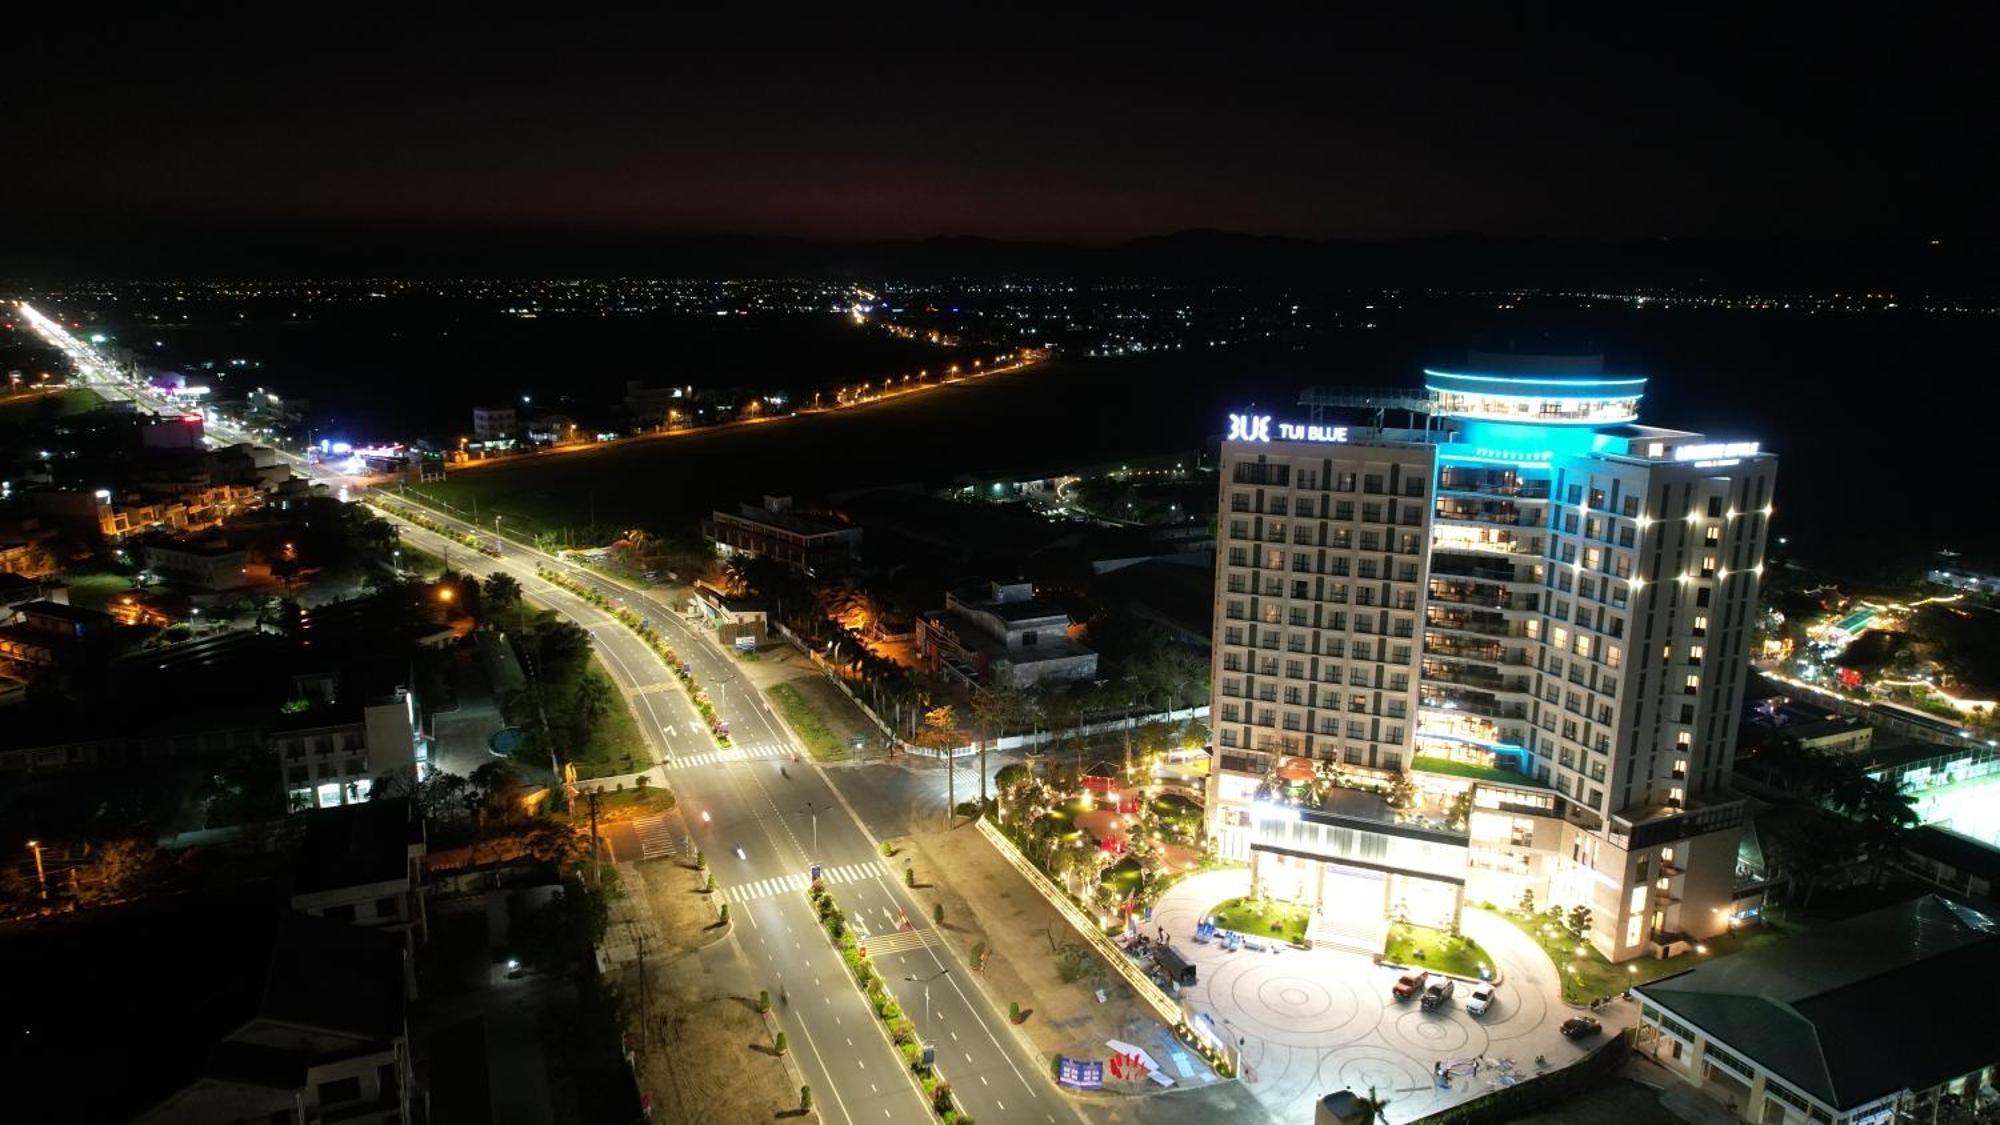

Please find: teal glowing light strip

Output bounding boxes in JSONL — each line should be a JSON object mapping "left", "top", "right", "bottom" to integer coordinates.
{"left": 1423, "top": 369, "right": 1647, "bottom": 387}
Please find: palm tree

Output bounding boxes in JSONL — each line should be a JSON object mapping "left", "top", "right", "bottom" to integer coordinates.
{"left": 572, "top": 674, "right": 615, "bottom": 741}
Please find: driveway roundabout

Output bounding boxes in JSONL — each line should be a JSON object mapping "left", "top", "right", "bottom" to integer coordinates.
{"left": 1148, "top": 868, "right": 1624, "bottom": 1122}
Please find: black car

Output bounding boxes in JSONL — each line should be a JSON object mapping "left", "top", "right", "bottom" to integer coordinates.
{"left": 1559, "top": 1015, "right": 1602, "bottom": 1039}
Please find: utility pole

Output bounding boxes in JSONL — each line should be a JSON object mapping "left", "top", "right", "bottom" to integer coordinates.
{"left": 634, "top": 923, "right": 650, "bottom": 1051}
{"left": 587, "top": 789, "right": 603, "bottom": 888}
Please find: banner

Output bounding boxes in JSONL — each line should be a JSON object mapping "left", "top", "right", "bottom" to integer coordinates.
{"left": 1056, "top": 1057, "right": 1104, "bottom": 1090}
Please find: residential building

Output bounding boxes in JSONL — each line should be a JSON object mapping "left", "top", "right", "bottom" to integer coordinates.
{"left": 690, "top": 579, "right": 769, "bottom": 648}
{"left": 1926, "top": 563, "right": 2000, "bottom": 596}
{"left": 0, "top": 598, "right": 118, "bottom": 668}
{"left": 624, "top": 379, "right": 686, "bottom": 428}
{"left": 291, "top": 797, "right": 429, "bottom": 977}
{"left": 1, "top": 893, "right": 412, "bottom": 1125}
{"left": 917, "top": 579, "right": 1098, "bottom": 689}
{"left": 472, "top": 403, "right": 517, "bottom": 441}
{"left": 1207, "top": 353, "right": 1777, "bottom": 961}
{"left": 145, "top": 537, "right": 252, "bottom": 591}
{"left": 26, "top": 481, "right": 261, "bottom": 540}
{"left": 1633, "top": 895, "right": 1999, "bottom": 1124}
{"left": 276, "top": 663, "right": 423, "bottom": 811}
{"left": 703, "top": 495, "right": 863, "bottom": 575}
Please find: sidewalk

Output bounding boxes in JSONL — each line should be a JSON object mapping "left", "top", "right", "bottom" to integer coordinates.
{"left": 902, "top": 822, "right": 1202, "bottom": 1096}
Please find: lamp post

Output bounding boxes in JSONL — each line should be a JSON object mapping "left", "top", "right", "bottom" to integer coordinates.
{"left": 26, "top": 840, "right": 47, "bottom": 901}
{"left": 800, "top": 802, "right": 822, "bottom": 856}
{"left": 904, "top": 968, "right": 950, "bottom": 1026}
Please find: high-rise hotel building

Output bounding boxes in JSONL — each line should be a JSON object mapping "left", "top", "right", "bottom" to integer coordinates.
{"left": 1206, "top": 353, "right": 1775, "bottom": 962}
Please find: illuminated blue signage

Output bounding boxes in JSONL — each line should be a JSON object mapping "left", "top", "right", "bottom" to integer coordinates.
{"left": 1226, "top": 413, "right": 1271, "bottom": 442}
{"left": 1226, "top": 413, "right": 1348, "bottom": 444}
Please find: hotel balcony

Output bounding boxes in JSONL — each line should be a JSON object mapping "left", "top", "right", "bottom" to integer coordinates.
{"left": 1420, "top": 692, "right": 1528, "bottom": 721}
{"left": 1433, "top": 499, "right": 1544, "bottom": 528}
{"left": 1422, "top": 636, "right": 1533, "bottom": 665}
{"left": 1420, "top": 662, "right": 1532, "bottom": 695}
{"left": 1435, "top": 472, "right": 1551, "bottom": 501}
{"left": 1426, "top": 580, "right": 1540, "bottom": 613}
{"left": 1424, "top": 607, "right": 1526, "bottom": 638}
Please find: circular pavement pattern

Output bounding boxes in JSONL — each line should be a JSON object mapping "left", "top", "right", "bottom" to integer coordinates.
{"left": 1388, "top": 1005, "right": 1481, "bottom": 1057}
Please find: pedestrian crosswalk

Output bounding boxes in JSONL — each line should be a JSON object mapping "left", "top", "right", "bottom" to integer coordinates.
{"left": 718, "top": 860, "right": 889, "bottom": 904}
{"left": 667, "top": 742, "right": 795, "bottom": 771}
{"left": 632, "top": 814, "right": 677, "bottom": 860}
{"left": 856, "top": 928, "right": 938, "bottom": 958}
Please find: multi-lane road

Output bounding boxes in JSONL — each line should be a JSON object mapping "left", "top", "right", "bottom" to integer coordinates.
{"left": 19, "top": 301, "right": 1070, "bottom": 1124}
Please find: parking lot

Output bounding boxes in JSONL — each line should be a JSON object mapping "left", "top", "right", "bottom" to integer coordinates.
{"left": 1149, "top": 870, "right": 1632, "bottom": 1122}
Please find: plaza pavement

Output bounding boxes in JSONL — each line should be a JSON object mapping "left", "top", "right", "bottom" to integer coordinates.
{"left": 1149, "top": 869, "right": 1630, "bottom": 1123}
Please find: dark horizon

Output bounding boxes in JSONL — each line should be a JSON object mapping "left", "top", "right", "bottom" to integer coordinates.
{"left": 7, "top": 8, "right": 1995, "bottom": 273}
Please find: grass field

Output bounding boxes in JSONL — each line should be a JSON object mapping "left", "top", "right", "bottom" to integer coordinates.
{"left": 765, "top": 681, "right": 849, "bottom": 761}
{"left": 1384, "top": 922, "right": 1496, "bottom": 979}
{"left": 403, "top": 355, "right": 1215, "bottom": 540}
{"left": 573, "top": 661, "right": 650, "bottom": 779}
{"left": 1210, "top": 895, "right": 1310, "bottom": 944}
{"left": 0, "top": 387, "right": 102, "bottom": 421}
{"left": 1489, "top": 907, "right": 1792, "bottom": 1003}
{"left": 61, "top": 569, "right": 141, "bottom": 612}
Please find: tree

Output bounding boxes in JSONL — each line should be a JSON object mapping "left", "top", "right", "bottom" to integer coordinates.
{"left": 1566, "top": 904, "right": 1593, "bottom": 942}
{"left": 482, "top": 572, "right": 523, "bottom": 616}
{"left": 570, "top": 672, "right": 616, "bottom": 744}
{"left": 971, "top": 685, "right": 1026, "bottom": 806}
{"left": 77, "top": 838, "right": 167, "bottom": 907}
{"left": 1385, "top": 772, "right": 1417, "bottom": 809}
{"left": 919, "top": 704, "right": 965, "bottom": 821}
{"left": 470, "top": 761, "right": 525, "bottom": 823}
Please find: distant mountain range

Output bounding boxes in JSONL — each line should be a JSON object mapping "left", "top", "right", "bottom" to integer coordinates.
{"left": 4, "top": 222, "right": 1993, "bottom": 295}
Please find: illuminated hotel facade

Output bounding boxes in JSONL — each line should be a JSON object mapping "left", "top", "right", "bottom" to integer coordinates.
{"left": 1207, "top": 353, "right": 1775, "bottom": 962}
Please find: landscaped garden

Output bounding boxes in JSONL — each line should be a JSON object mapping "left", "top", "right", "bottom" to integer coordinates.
{"left": 1210, "top": 895, "right": 1310, "bottom": 945}
{"left": 1486, "top": 903, "right": 1795, "bottom": 1003}
{"left": 1384, "top": 921, "right": 1495, "bottom": 979}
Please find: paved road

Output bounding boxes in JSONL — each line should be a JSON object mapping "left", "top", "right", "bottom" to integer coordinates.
{"left": 20, "top": 310, "right": 1073, "bottom": 1124}
{"left": 382, "top": 508, "right": 1070, "bottom": 1125}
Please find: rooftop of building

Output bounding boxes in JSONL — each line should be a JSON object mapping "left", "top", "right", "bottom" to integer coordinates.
{"left": 0, "top": 888, "right": 405, "bottom": 1120}
{"left": 12, "top": 597, "right": 117, "bottom": 626}
{"left": 1633, "top": 894, "right": 2000, "bottom": 1110}
{"left": 292, "top": 796, "right": 423, "bottom": 895}
{"left": 946, "top": 580, "right": 1072, "bottom": 623}
{"left": 147, "top": 536, "right": 249, "bottom": 558}
{"left": 714, "top": 495, "right": 858, "bottom": 539}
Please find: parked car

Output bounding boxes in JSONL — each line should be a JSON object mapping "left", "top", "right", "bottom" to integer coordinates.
{"left": 1560, "top": 1015, "right": 1602, "bottom": 1039}
{"left": 1421, "top": 977, "right": 1456, "bottom": 1010}
{"left": 1392, "top": 971, "right": 1428, "bottom": 1001}
{"left": 1466, "top": 982, "right": 1496, "bottom": 1016}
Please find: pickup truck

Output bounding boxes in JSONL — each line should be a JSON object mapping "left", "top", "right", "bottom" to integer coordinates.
{"left": 1392, "top": 971, "right": 1428, "bottom": 1001}
{"left": 1421, "top": 977, "right": 1456, "bottom": 1010}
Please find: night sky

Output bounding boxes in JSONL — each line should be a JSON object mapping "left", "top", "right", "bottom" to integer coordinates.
{"left": 6, "top": 10, "right": 1993, "bottom": 248}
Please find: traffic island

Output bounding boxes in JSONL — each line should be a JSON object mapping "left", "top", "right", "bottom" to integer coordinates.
{"left": 806, "top": 880, "right": 972, "bottom": 1122}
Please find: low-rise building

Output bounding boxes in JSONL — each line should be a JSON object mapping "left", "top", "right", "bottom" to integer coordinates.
{"left": 690, "top": 580, "right": 768, "bottom": 648}
{"left": 145, "top": 537, "right": 251, "bottom": 591}
{"left": 703, "top": 495, "right": 863, "bottom": 576}
{"left": 276, "top": 664, "right": 422, "bottom": 811}
{"left": 1, "top": 893, "right": 413, "bottom": 1125}
{"left": 291, "top": 797, "right": 428, "bottom": 973}
{"left": 0, "top": 598, "right": 118, "bottom": 668}
{"left": 472, "top": 404, "right": 517, "bottom": 441}
{"left": 916, "top": 579, "right": 1098, "bottom": 689}
{"left": 1633, "top": 894, "right": 1999, "bottom": 1124}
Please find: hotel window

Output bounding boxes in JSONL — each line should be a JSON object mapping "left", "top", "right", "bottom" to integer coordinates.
{"left": 1335, "top": 500, "right": 1355, "bottom": 520}
{"left": 1265, "top": 548, "right": 1283, "bottom": 569}
{"left": 1267, "top": 521, "right": 1287, "bottom": 542}
{"left": 1231, "top": 493, "right": 1251, "bottom": 512}
{"left": 1704, "top": 525, "right": 1720, "bottom": 546}
{"left": 1230, "top": 519, "right": 1249, "bottom": 538}
{"left": 1687, "top": 645, "right": 1704, "bottom": 665}
{"left": 1683, "top": 673, "right": 1700, "bottom": 694}
{"left": 1364, "top": 474, "right": 1384, "bottom": 494}
{"left": 1335, "top": 472, "right": 1357, "bottom": 492}
{"left": 1224, "top": 627, "right": 1244, "bottom": 645}
{"left": 1605, "top": 645, "right": 1622, "bottom": 668}
{"left": 1691, "top": 614, "right": 1708, "bottom": 636}
{"left": 1228, "top": 547, "right": 1248, "bottom": 566}
{"left": 1566, "top": 484, "right": 1583, "bottom": 504}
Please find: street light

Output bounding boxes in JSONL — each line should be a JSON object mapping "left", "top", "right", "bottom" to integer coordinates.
{"left": 800, "top": 802, "right": 822, "bottom": 855}
{"left": 26, "top": 840, "right": 47, "bottom": 901}
{"left": 904, "top": 968, "right": 951, "bottom": 1026}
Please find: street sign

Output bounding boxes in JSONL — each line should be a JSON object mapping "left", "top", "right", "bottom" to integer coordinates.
{"left": 921, "top": 1043, "right": 937, "bottom": 1068}
{"left": 1056, "top": 1057, "right": 1104, "bottom": 1090}
{"left": 809, "top": 863, "right": 822, "bottom": 883}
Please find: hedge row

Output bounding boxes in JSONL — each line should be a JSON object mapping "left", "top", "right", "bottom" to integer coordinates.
{"left": 535, "top": 565, "right": 732, "bottom": 748}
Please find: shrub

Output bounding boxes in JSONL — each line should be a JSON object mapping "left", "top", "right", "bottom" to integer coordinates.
{"left": 1009, "top": 1000, "right": 1022, "bottom": 1023}
{"left": 905, "top": 866, "right": 916, "bottom": 887}
{"left": 881, "top": 999, "right": 904, "bottom": 1022}
{"left": 705, "top": 872, "right": 716, "bottom": 892}
{"left": 718, "top": 903, "right": 730, "bottom": 925}
{"left": 800, "top": 1085, "right": 812, "bottom": 1111}
{"left": 890, "top": 1017, "right": 915, "bottom": 1044}
{"left": 901, "top": 1040, "right": 922, "bottom": 1066}
{"left": 775, "top": 1031, "right": 787, "bottom": 1055}
{"left": 880, "top": 840, "right": 895, "bottom": 858}
{"left": 933, "top": 902, "right": 945, "bottom": 925}
{"left": 758, "top": 989, "right": 771, "bottom": 1013}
